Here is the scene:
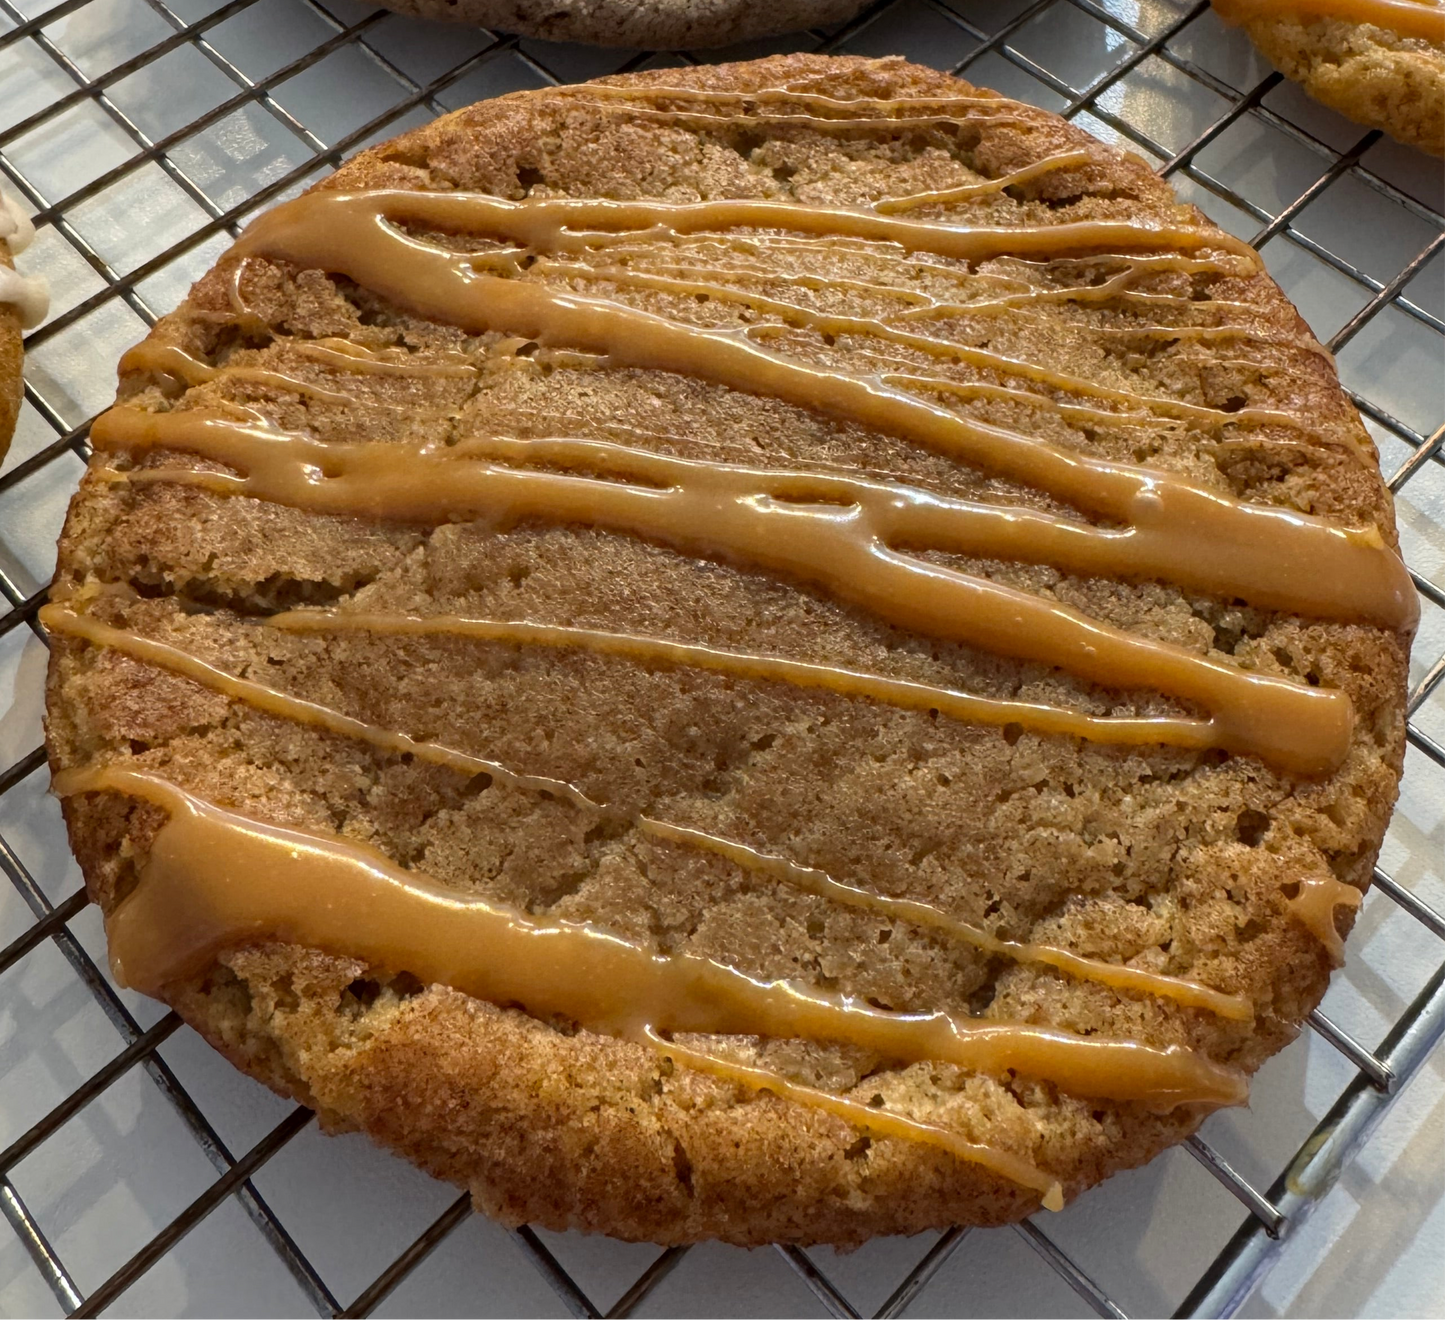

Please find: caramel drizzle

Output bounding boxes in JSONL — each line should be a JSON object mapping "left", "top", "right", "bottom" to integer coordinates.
{"left": 637, "top": 819, "right": 1251, "bottom": 1021}
{"left": 41, "top": 601, "right": 1252, "bottom": 1022}
{"left": 264, "top": 604, "right": 1225, "bottom": 758}
{"left": 1212, "top": 0, "right": 1445, "bottom": 40}
{"left": 563, "top": 104, "right": 1036, "bottom": 135}
{"left": 1286, "top": 875, "right": 1364, "bottom": 966}
{"left": 94, "top": 407, "right": 1359, "bottom": 776}
{"left": 58, "top": 762, "right": 1081, "bottom": 1205}
{"left": 644, "top": 1029, "right": 1065, "bottom": 1211}
{"left": 568, "top": 87, "right": 1017, "bottom": 114}
{"left": 58, "top": 116, "right": 1389, "bottom": 1193}
{"left": 120, "top": 341, "right": 361, "bottom": 409}
{"left": 559, "top": 83, "right": 1044, "bottom": 136}
{"left": 147, "top": 269, "right": 1297, "bottom": 439}
{"left": 55, "top": 762, "right": 1249, "bottom": 1122}
{"left": 214, "top": 190, "right": 1410, "bottom": 625}
{"left": 522, "top": 258, "right": 1286, "bottom": 419}
{"left": 878, "top": 150, "right": 1097, "bottom": 213}
{"left": 575, "top": 253, "right": 1257, "bottom": 324}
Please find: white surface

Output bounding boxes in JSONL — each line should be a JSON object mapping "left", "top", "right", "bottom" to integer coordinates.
{"left": 0, "top": 0, "right": 1442, "bottom": 1314}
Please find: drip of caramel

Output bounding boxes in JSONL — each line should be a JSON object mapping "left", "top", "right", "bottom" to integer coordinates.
{"left": 117, "top": 340, "right": 463, "bottom": 421}
{"left": 92, "top": 406, "right": 1357, "bottom": 777}
{"left": 1212, "top": 0, "right": 1445, "bottom": 40}
{"left": 567, "top": 87, "right": 1012, "bottom": 114}
{"left": 645, "top": 1028, "right": 1066, "bottom": 1210}
{"left": 231, "top": 187, "right": 1259, "bottom": 277}
{"left": 40, "top": 602, "right": 1252, "bottom": 1020}
{"left": 1286, "top": 875, "right": 1364, "bottom": 966}
{"left": 565, "top": 104, "right": 1036, "bottom": 135}
{"left": 55, "top": 762, "right": 1248, "bottom": 1113}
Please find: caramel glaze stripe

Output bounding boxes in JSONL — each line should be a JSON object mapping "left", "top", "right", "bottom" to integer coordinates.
{"left": 284, "top": 337, "right": 476, "bottom": 377}
{"left": 92, "top": 410, "right": 1355, "bottom": 777}
{"left": 635, "top": 819, "right": 1252, "bottom": 1021}
{"left": 232, "top": 187, "right": 1262, "bottom": 282}
{"left": 878, "top": 150, "right": 1098, "bottom": 213}
{"left": 883, "top": 373, "right": 1190, "bottom": 432}
{"left": 1286, "top": 874, "right": 1364, "bottom": 967}
{"left": 537, "top": 234, "right": 1302, "bottom": 395}
{"left": 1212, "top": 0, "right": 1445, "bottom": 40}
{"left": 563, "top": 105, "right": 1036, "bottom": 135}
{"left": 568, "top": 87, "right": 1019, "bottom": 113}
{"left": 121, "top": 342, "right": 358, "bottom": 407}
{"left": 93, "top": 404, "right": 1387, "bottom": 641}
{"left": 62, "top": 763, "right": 1074, "bottom": 1210}
{"left": 539, "top": 260, "right": 1292, "bottom": 424}
{"left": 585, "top": 237, "right": 1257, "bottom": 292}
{"left": 43, "top": 603, "right": 600, "bottom": 810}
{"left": 643, "top": 1028, "right": 1066, "bottom": 1211}
{"left": 149, "top": 268, "right": 1293, "bottom": 439}
{"left": 118, "top": 341, "right": 459, "bottom": 417}
{"left": 256, "top": 603, "right": 1218, "bottom": 754}
{"left": 451, "top": 432, "right": 1386, "bottom": 636}
{"left": 44, "top": 600, "right": 1250, "bottom": 1019}
{"left": 546, "top": 232, "right": 1323, "bottom": 381}
{"left": 52, "top": 761, "right": 1250, "bottom": 1114}
{"left": 561, "top": 105, "right": 1040, "bottom": 138}
{"left": 576, "top": 254, "right": 1262, "bottom": 323}
{"left": 219, "top": 190, "right": 1414, "bottom": 633}
{"left": 544, "top": 249, "right": 1248, "bottom": 330}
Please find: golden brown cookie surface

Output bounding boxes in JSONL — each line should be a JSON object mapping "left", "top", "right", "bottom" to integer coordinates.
{"left": 45, "top": 55, "right": 1412, "bottom": 1245}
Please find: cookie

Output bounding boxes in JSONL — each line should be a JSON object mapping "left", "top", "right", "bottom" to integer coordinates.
{"left": 0, "top": 193, "right": 44, "bottom": 463}
{"left": 368, "top": 0, "right": 872, "bottom": 48}
{"left": 45, "top": 54, "right": 1414, "bottom": 1245}
{"left": 1213, "top": 0, "right": 1444, "bottom": 154}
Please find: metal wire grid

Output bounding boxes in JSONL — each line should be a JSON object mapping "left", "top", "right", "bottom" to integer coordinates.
{"left": 0, "top": 0, "right": 1440, "bottom": 1313}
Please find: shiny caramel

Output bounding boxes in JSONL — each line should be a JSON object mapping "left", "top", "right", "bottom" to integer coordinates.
{"left": 93, "top": 405, "right": 1359, "bottom": 777}
{"left": 55, "top": 763, "right": 1249, "bottom": 1119}
{"left": 1286, "top": 874, "right": 1365, "bottom": 965}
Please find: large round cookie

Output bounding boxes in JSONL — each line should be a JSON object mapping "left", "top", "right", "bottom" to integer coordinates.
{"left": 1213, "top": 0, "right": 1444, "bottom": 154}
{"left": 45, "top": 54, "right": 1414, "bottom": 1245}
{"left": 370, "top": 0, "right": 871, "bottom": 47}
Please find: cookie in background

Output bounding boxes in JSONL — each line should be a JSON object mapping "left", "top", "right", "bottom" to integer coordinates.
{"left": 1213, "top": 0, "right": 1444, "bottom": 155}
{"left": 365, "top": 0, "right": 873, "bottom": 47}
{"left": 0, "top": 191, "right": 47, "bottom": 463}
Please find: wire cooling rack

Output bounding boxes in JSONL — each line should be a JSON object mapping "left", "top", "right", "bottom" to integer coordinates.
{"left": 0, "top": 0, "right": 1442, "bottom": 1314}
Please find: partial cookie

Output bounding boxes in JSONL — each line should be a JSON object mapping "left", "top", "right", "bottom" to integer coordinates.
{"left": 46, "top": 55, "right": 1413, "bottom": 1246}
{"left": 1214, "top": 0, "right": 1444, "bottom": 154}
{"left": 0, "top": 193, "right": 44, "bottom": 463}
{"left": 370, "top": 0, "right": 872, "bottom": 47}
